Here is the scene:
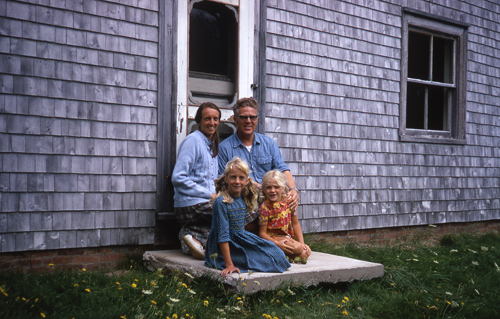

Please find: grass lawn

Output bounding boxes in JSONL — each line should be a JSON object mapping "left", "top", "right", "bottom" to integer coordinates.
{"left": 1, "top": 231, "right": 499, "bottom": 319}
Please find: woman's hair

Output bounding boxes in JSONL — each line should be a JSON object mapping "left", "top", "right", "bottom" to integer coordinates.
{"left": 195, "top": 102, "right": 221, "bottom": 157}
{"left": 215, "top": 157, "right": 259, "bottom": 212}
{"left": 261, "top": 170, "right": 289, "bottom": 200}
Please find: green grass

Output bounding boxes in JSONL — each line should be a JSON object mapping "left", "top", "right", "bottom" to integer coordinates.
{"left": 1, "top": 232, "right": 500, "bottom": 319}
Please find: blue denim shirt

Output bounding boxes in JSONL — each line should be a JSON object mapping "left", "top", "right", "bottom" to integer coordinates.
{"left": 218, "top": 133, "right": 290, "bottom": 184}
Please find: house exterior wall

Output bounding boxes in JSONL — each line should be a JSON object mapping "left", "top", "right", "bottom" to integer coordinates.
{"left": 1, "top": 0, "right": 499, "bottom": 255}
{"left": 0, "top": 0, "right": 159, "bottom": 252}
{"left": 265, "top": 0, "right": 499, "bottom": 233}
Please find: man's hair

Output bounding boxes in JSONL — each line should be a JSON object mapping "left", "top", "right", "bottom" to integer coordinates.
{"left": 233, "top": 97, "right": 260, "bottom": 116}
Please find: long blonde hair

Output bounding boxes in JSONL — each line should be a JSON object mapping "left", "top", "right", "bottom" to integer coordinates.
{"left": 215, "top": 157, "right": 259, "bottom": 212}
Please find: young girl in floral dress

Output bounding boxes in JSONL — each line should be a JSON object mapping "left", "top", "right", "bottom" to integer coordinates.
{"left": 258, "top": 170, "right": 311, "bottom": 262}
{"left": 204, "top": 157, "right": 290, "bottom": 277}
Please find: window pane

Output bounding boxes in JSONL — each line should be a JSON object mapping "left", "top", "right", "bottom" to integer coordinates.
{"left": 408, "top": 31, "right": 430, "bottom": 80}
{"left": 428, "top": 86, "right": 448, "bottom": 131}
{"left": 189, "top": 2, "right": 237, "bottom": 78}
{"left": 432, "top": 36, "right": 454, "bottom": 84}
{"left": 406, "top": 82, "right": 426, "bottom": 129}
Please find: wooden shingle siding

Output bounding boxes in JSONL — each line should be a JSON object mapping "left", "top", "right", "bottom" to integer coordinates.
{"left": 0, "top": 0, "right": 159, "bottom": 252}
{"left": 266, "top": 0, "right": 500, "bottom": 233}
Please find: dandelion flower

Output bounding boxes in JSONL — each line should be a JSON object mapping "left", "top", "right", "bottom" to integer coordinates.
{"left": 344, "top": 296, "right": 349, "bottom": 302}
{"left": 243, "top": 283, "right": 247, "bottom": 286}
{"left": 131, "top": 283, "right": 137, "bottom": 288}
{"left": 49, "top": 263, "right": 54, "bottom": 266}
{"left": 342, "top": 309, "right": 349, "bottom": 315}
{"left": 116, "top": 282, "right": 120, "bottom": 285}
{"left": 151, "top": 300, "right": 157, "bottom": 305}
{"left": 182, "top": 283, "right": 187, "bottom": 288}
{"left": 134, "top": 279, "right": 138, "bottom": 282}
{"left": 82, "top": 268, "right": 86, "bottom": 271}
{"left": 74, "top": 284, "right": 79, "bottom": 287}
{"left": 85, "top": 288, "right": 91, "bottom": 293}
{"left": 151, "top": 281, "right": 156, "bottom": 286}
{"left": 173, "top": 315, "right": 178, "bottom": 319}
{"left": 40, "top": 313, "right": 46, "bottom": 318}
{"left": 204, "top": 300, "right": 209, "bottom": 306}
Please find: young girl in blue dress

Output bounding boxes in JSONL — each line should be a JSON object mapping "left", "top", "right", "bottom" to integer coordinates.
{"left": 204, "top": 157, "right": 291, "bottom": 277}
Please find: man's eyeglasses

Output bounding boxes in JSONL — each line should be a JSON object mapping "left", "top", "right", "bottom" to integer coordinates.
{"left": 237, "top": 115, "right": 259, "bottom": 122}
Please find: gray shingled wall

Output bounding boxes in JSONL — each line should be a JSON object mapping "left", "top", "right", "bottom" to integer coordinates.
{"left": 0, "top": 0, "right": 159, "bottom": 252}
{"left": 265, "top": 0, "right": 500, "bottom": 233}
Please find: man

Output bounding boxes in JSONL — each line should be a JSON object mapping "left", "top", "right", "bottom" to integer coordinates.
{"left": 218, "top": 97, "right": 299, "bottom": 230}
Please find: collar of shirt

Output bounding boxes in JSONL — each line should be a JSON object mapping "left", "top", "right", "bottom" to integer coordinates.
{"left": 232, "top": 132, "right": 262, "bottom": 149}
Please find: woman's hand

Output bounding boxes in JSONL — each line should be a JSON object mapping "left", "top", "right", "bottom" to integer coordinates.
{"left": 221, "top": 265, "right": 240, "bottom": 277}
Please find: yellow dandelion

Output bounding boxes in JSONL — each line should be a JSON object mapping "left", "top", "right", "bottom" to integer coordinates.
{"left": 173, "top": 315, "right": 178, "bottom": 319}
{"left": 344, "top": 296, "right": 349, "bottom": 302}
{"left": 182, "top": 283, "right": 187, "bottom": 288}
{"left": 151, "top": 281, "right": 156, "bottom": 286}
{"left": 131, "top": 283, "right": 137, "bottom": 288}
{"left": 298, "top": 300, "right": 302, "bottom": 303}
{"left": 151, "top": 300, "right": 157, "bottom": 305}
{"left": 134, "top": 279, "right": 138, "bottom": 282}
{"left": 204, "top": 300, "right": 209, "bottom": 306}
{"left": 74, "top": 284, "right": 79, "bottom": 287}
{"left": 85, "top": 288, "right": 91, "bottom": 293}
{"left": 237, "top": 297, "right": 242, "bottom": 300}
{"left": 120, "top": 316, "right": 126, "bottom": 319}
{"left": 49, "top": 263, "right": 54, "bottom": 266}
{"left": 342, "top": 309, "right": 349, "bottom": 316}
{"left": 116, "top": 282, "right": 120, "bottom": 285}
{"left": 40, "top": 313, "right": 46, "bottom": 318}
{"left": 82, "top": 268, "right": 86, "bottom": 271}
{"left": 243, "top": 283, "right": 247, "bottom": 286}
{"left": 185, "top": 314, "right": 189, "bottom": 317}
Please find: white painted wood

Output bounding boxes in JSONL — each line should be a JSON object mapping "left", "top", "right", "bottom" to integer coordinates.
{"left": 238, "top": 0, "right": 255, "bottom": 99}
{"left": 176, "top": 0, "right": 189, "bottom": 152}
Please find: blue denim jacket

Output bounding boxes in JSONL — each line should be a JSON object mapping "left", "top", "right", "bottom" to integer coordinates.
{"left": 218, "top": 133, "right": 290, "bottom": 184}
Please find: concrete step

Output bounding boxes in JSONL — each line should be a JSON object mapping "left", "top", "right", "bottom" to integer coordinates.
{"left": 143, "top": 250, "right": 384, "bottom": 294}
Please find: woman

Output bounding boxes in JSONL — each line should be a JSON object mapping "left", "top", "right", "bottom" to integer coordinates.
{"left": 172, "top": 102, "right": 221, "bottom": 259}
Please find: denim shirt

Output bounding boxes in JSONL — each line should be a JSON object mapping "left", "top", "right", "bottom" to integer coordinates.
{"left": 172, "top": 130, "right": 217, "bottom": 207}
{"left": 218, "top": 133, "right": 290, "bottom": 184}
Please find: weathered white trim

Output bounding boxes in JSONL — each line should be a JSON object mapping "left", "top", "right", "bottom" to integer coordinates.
{"left": 176, "top": 0, "right": 189, "bottom": 152}
{"left": 238, "top": 0, "right": 255, "bottom": 99}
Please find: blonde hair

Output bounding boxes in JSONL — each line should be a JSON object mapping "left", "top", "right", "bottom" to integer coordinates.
{"left": 215, "top": 157, "right": 259, "bottom": 212}
{"left": 261, "top": 170, "right": 288, "bottom": 201}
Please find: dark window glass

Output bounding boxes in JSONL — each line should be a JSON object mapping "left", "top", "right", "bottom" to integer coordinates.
{"left": 189, "top": 2, "right": 237, "bottom": 79}
{"left": 432, "top": 37, "right": 454, "bottom": 83}
{"left": 427, "top": 86, "right": 448, "bottom": 130}
{"left": 408, "top": 31, "right": 430, "bottom": 80}
{"left": 406, "top": 82, "right": 426, "bottom": 129}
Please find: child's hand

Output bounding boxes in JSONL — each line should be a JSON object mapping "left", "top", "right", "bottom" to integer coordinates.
{"left": 275, "top": 239, "right": 294, "bottom": 255}
{"left": 303, "top": 244, "right": 312, "bottom": 257}
{"left": 221, "top": 265, "right": 240, "bottom": 277}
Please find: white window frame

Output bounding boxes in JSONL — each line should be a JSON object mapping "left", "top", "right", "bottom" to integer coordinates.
{"left": 400, "top": 10, "right": 468, "bottom": 145}
{"left": 176, "top": 0, "right": 255, "bottom": 150}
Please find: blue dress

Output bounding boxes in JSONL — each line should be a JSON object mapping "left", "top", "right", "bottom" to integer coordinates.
{"left": 204, "top": 195, "right": 291, "bottom": 273}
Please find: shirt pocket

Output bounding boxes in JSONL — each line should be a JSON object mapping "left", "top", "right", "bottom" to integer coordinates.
{"left": 255, "top": 156, "right": 272, "bottom": 180}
